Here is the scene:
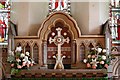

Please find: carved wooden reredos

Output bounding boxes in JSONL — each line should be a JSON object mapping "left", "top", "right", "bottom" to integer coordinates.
{"left": 14, "top": 11, "right": 105, "bottom": 68}
{"left": 38, "top": 11, "right": 81, "bottom": 40}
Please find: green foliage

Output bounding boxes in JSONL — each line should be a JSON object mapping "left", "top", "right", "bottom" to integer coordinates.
{"left": 0, "top": 3, "right": 4, "bottom": 9}
{"left": 11, "top": 68, "right": 21, "bottom": 75}
{"left": 7, "top": 55, "right": 15, "bottom": 63}
{"left": 15, "top": 52, "right": 21, "bottom": 58}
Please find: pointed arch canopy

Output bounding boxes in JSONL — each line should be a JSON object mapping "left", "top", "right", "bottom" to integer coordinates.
{"left": 38, "top": 11, "right": 81, "bottom": 40}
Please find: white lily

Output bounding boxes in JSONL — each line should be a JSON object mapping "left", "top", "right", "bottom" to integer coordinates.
{"left": 102, "top": 49, "right": 106, "bottom": 53}
{"left": 20, "top": 53, "right": 25, "bottom": 58}
{"left": 26, "top": 52, "right": 30, "bottom": 56}
{"left": 83, "top": 59, "right": 87, "bottom": 63}
{"left": 16, "top": 46, "right": 22, "bottom": 52}
{"left": 102, "top": 55, "right": 106, "bottom": 60}
{"left": 97, "top": 48, "right": 102, "bottom": 53}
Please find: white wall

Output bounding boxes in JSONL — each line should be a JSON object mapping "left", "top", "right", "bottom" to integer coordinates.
{"left": 89, "top": 2, "right": 109, "bottom": 34}
{"left": 10, "top": 2, "right": 109, "bottom": 36}
{"left": 10, "top": 2, "right": 48, "bottom": 36}
{"left": 99, "top": 2, "right": 109, "bottom": 25}
{"left": 10, "top": 2, "right": 29, "bottom": 36}
{"left": 28, "top": 2, "right": 48, "bottom": 36}
{"left": 89, "top": 2, "right": 100, "bottom": 34}
{"left": 71, "top": 2, "right": 89, "bottom": 35}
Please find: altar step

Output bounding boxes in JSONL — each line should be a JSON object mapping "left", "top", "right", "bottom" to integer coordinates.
{"left": 11, "top": 69, "right": 107, "bottom": 78}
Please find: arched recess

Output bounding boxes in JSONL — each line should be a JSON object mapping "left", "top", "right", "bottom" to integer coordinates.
{"left": 24, "top": 43, "right": 31, "bottom": 57}
{"left": 15, "top": 42, "right": 24, "bottom": 53}
{"left": 38, "top": 11, "right": 81, "bottom": 68}
{"left": 38, "top": 11, "right": 81, "bottom": 40}
{"left": 79, "top": 43, "right": 85, "bottom": 62}
{"left": 33, "top": 43, "right": 39, "bottom": 63}
{"left": 15, "top": 42, "right": 22, "bottom": 48}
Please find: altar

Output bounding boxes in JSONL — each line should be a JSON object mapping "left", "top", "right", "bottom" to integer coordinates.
{"left": 13, "top": 11, "right": 105, "bottom": 70}
{"left": 8, "top": 3, "right": 107, "bottom": 79}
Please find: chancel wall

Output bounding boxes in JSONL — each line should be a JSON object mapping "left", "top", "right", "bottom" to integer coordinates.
{"left": 10, "top": 2, "right": 109, "bottom": 36}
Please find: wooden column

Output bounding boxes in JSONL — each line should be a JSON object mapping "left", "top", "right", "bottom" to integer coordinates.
{"left": 71, "top": 40, "right": 76, "bottom": 64}
{"left": 42, "top": 40, "right": 48, "bottom": 67}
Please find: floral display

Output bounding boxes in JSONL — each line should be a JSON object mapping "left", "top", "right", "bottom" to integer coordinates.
{"left": 7, "top": 46, "right": 35, "bottom": 74}
{"left": 83, "top": 47, "right": 110, "bottom": 69}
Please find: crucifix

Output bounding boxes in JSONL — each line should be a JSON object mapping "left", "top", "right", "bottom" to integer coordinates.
{"left": 49, "top": 27, "right": 70, "bottom": 69}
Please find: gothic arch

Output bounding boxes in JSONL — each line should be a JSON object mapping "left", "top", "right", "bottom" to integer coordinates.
{"left": 38, "top": 11, "right": 81, "bottom": 40}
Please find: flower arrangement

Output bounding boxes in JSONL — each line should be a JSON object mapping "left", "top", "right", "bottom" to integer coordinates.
{"left": 7, "top": 46, "right": 35, "bottom": 74}
{"left": 83, "top": 47, "right": 110, "bottom": 69}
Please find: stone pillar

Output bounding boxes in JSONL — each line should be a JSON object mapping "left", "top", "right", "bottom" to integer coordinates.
{"left": 42, "top": 40, "right": 47, "bottom": 67}
{"left": 106, "top": 37, "right": 110, "bottom": 55}
{"left": 71, "top": 40, "right": 76, "bottom": 64}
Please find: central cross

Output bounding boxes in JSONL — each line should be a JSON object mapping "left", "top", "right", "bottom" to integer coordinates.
{"left": 49, "top": 27, "right": 70, "bottom": 69}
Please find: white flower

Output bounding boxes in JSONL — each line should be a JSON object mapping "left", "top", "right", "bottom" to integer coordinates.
{"left": 92, "top": 58, "right": 97, "bottom": 62}
{"left": 11, "top": 51, "right": 14, "bottom": 56}
{"left": 91, "top": 48, "right": 95, "bottom": 50}
{"left": 87, "top": 55, "right": 91, "bottom": 58}
{"left": 23, "top": 59, "right": 25, "bottom": 61}
{"left": 26, "top": 52, "right": 30, "bottom": 56}
{"left": 83, "top": 59, "right": 87, "bottom": 63}
{"left": 102, "top": 49, "right": 106, "bottom": 53}
{"left": 31, "top": 60, "right": 35, "bottom": 64}
{"left": 24, "top": 56, "right": 29, "bottom": 62}
{"left": 102, "top": 55, "right": 106, "bottom": 60}
{"left": 20, "top": 53, "right": 25, "bottom": 58}
{"left": 8, "top": 50, "right": 14, "bottom": 56}
{"left": 97, "top": 48, "right": 102, "bottom": 53}
{"left": 62, "top": 55, "right": 66, "bottom": 58}
{"left": 53, "top": 55, "right": 56, "bottom": 59}
{"left": 100, "top": 61, "right": 104, "bottom": 64}
{"left": 16, "top": 58, "right": 21, "bottom": 62}
{"left": 16, "top": 46, "right": 22, "bottom": 52}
